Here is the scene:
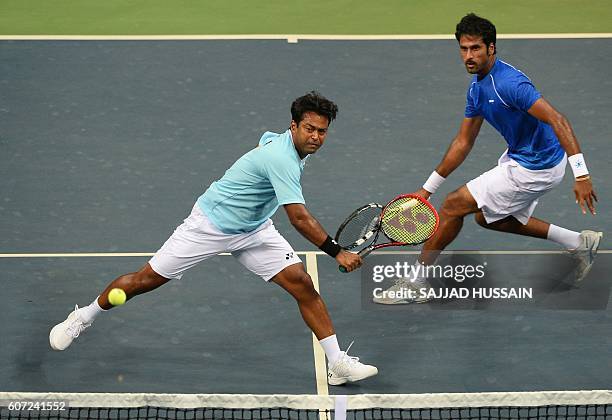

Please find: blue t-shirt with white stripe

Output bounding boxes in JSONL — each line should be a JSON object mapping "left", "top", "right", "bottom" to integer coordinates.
{"left": 197, "top": 130, "right": 306, "bottom": 234}
{"left": 465, "top": 59, "right": 565, "bottom": 169}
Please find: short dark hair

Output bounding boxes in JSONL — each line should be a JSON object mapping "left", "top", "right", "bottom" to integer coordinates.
{"left": 455, "top": 13, "right": 497, "bottom": 53}
{"left": 291, "top": 91, "right": 338, "bottom": 125}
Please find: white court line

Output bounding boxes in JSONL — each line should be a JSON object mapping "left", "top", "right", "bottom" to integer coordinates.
{"left": 305, "top": 252, "right": 330, "bottom": 401}
{"left": 1, "top": 33, "right": 611, "bottom": 41}
{"left": 375, "top": 250, "right": 612, "bottom": 255}
{"left": 0, "top": 252, "right": 290, "bottom": 258}
{"left": 0, "top": 253, "right": 157, "bottom": 258}
{"left": 1, "top": 250, "right": 610, "bottom": 258}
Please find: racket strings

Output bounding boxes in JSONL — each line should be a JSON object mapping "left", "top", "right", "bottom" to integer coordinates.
{"left": 335, "top": 206, "right": 382, "bottom": 249}
{"left": 381, "top": 197, "right": 437, "bottom": 244}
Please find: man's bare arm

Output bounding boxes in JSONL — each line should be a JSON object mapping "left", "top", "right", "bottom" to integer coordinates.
{"left": 416, "top": 116, "right": 483, "bottom": 199}
{"left": 528, "top": 98, "right": 597, "bottom": 215}
{"left": 435, "top": 116, "right": 484, "bottom": 177}
{"left": 284, "top": 203, "right": 328, "bottom": 246}
{"left": 283, "top": 203, "right": 362, "bottom": 272}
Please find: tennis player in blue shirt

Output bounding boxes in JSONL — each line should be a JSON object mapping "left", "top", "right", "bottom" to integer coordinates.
{"left": 376, "top": 14, "right": 602, "bottom": 304}
{"left": 50, "top": 91, "right": 377, "bottom": 385}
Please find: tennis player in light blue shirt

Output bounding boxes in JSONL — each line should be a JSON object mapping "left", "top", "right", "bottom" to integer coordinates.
{"left": 50, "top": 91, "right": 378, "bottom": 386}
{"left": 198, "top": 129, "right": 307, "bottom": 234}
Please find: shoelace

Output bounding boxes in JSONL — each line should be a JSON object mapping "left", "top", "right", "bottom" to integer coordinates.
{"left": 339, "top": 341, "right": 361, "bottom": 365}
{"left": 65, "top": 305, "right": 91, "bottom": 338}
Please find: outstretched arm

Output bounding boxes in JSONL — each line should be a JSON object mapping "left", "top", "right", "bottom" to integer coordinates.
{"left": 435, "top": 116, "right": 484, "bottom": 177}
{"left": 283, "top": 203, "right": 362, "bottom": 272}
{"left": 416, "top": 116, "right": 484, "bottom": 199}
{"left": 528, "top": 98, "right": 597, "bottom": 215}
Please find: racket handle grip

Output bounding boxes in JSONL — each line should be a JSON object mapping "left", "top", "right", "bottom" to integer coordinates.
{"left": 338, "top": 265, "right": 348, "bottom": 273}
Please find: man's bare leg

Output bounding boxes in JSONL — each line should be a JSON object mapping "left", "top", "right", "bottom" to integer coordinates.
{"left": 474, "top": 213, "right": 549, "bottom": 238}
{"left": 420, "top": 185, "right": 480, "bottom": 265}
{"left": 271, "top": 263, "right": 334, "bottom": 340}
{"left": 49, "top": 264, "right": 170, "bottom": 350}
{"left": 97, "top": 263, "right": 170, "bottom": 310}
{"left": 271, "top": 262, "right": 378, "bottom": 384}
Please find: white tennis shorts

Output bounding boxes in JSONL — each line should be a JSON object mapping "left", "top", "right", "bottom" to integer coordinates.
{"left": 466, "top": 150, "right": 567, "bottom": 225}
{"left": 149, "top": 204, "right": 302, "bottom": 281}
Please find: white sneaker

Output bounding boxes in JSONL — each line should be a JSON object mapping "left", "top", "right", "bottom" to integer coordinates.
{"left": 372, "top": 276, "right": 432, "bottom": 304}
{"left": 569, "top": 230, "right": 603, "bottom": 283}
{"left": 327, "top": 342, "right": 378, "bottom": 386}
{"left": 49, "top": 305, "right": 92, "bottom": 351}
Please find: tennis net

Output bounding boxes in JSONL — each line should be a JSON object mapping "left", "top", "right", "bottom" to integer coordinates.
{"left": 0, "top": 390, "right": 610, "bottom": 419}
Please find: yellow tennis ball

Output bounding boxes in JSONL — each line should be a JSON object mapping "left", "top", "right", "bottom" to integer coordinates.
{"left": 108, "top": 288, "right": 127, "bottom": 306}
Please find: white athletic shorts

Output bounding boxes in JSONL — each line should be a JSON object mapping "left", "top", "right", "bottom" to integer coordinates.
{"left": 149, "top": 204, "right": 302, "bottom": 281}
{"left": 466, "top": 150, "right": 567, "bottom": 225}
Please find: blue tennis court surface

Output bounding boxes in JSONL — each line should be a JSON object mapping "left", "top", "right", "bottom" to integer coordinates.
{"left": 0, "top": 39, "right": 610, "bottom": 397}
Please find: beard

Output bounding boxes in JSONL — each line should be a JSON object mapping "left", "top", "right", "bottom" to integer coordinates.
{"left": 465, "top": 62, "right": 479, "bottom": 74}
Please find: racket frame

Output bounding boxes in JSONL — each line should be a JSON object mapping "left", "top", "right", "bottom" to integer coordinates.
{"left": 334, "top": 202, "right": 384, "bottom": 250}
{"left": 355, "top": 193, "right": 439, "bottom": 258}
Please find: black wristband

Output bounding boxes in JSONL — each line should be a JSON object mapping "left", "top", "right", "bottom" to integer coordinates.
{"left": 319, "top": 235, "right": 342, "bottom": 258}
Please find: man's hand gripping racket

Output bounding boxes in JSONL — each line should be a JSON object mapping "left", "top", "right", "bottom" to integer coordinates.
{"left": 334, "top": 194, "right": 439, "bottom": 272}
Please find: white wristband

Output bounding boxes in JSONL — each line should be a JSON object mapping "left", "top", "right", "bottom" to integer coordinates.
{"left": 567, "top": 153, "right": 589, "bottom": 178}
{"left": 423, "top": 171, "right": 446, "bottom": 194}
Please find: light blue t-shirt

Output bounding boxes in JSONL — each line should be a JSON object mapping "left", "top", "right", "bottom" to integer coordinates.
{"left": 197, "top": 130, "right": 306, "bottom": 234}
{"left": 465, "top": 59, "right": 565, "bottom": 170}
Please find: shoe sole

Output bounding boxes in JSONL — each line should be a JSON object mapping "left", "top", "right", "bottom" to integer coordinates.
{"left": 328, "top": 369, "right": 378, "bottom": 386}
{"left": 589, "top": 232, "right": 603, "bottom": 259}
{"left": 373, "top": 298, "right": 431, "bottom": 305}
{"left": 373, "top": 284, "right": 432, "bottom": 305}
{"left": 576, "top": 232, "right": 603, "bottom": 282}
{"left": 328, "top": 377, "right": 347, "bottom": 386}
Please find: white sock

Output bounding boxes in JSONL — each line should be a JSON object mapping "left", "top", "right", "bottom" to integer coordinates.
{"left": 76, "top": 296, "right": 106, "bottom": 324}
{"left": 319, "top": 334, "right": 342, "bottom": 365}
{"left": 547, "top": 224, "right": 581, "bottom": 250}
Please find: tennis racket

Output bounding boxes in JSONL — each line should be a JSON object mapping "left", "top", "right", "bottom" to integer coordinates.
{"left": 335, "top": 194, "right": 439, "bottom": 272}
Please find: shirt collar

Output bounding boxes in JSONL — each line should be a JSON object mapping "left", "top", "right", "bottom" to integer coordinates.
{"left": 476, "top": 57, "right": 498, "bottom": 82}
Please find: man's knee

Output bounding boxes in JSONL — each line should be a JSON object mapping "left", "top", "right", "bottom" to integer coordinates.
{"left": 440, "top": 188, "right": 476, "bottom": 218}
{"left": 474, "top": 214, "right": 522, "bottom": 232}
{"left": 474, "top": 212, "right": 489, "bottom": 228}
{"left": 290, "top": 272, "right": 319, "bottom": 300}
{"left": 131, "top": 264, "right": 169, "bottom": 291}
